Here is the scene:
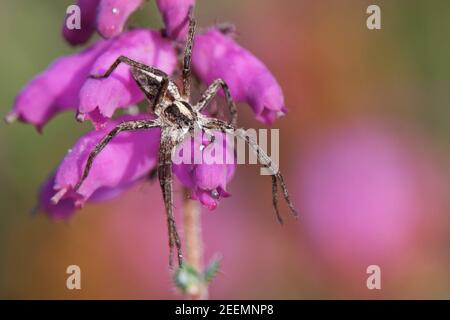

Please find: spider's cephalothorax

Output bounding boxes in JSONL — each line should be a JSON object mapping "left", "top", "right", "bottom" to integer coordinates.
{"left": 74, "top": 11, "right": 297, "bottom": 268}
{"left": 162, "top": 101, "right": 197, "bottom": 129}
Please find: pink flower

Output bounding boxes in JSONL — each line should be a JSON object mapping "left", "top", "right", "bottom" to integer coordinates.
{"left": 78, "top": 29, "right": 177, "bottom": 128}
{"left": 5, "top": 40, "right": 110, "bottom": 131}
{"left": 7, "top": 30, "right": 176, "bottom": 130}
{"left": 173, "top": 131, "right": 235, "bottom": 210}
{"left": 62, "top": 0, "right": 195, "bottom": 45}
{"left": 46, "top": 114, "right": 160, "bottom": 212}
{"left": 97, "top": 0, "right": 144, "bottom": 39}
{"left": 38, "top": 172, "right": 132, "bottom": 219}
{"left": 192, "top": 29, "right": 286, "bottom": 124}
{"left": 38, "top": 173, "right": 77, "bottom": 219}
{"left": 156, "top": 0, "right": 195, "bottom": 41}
{"left": 62, "top": 0, "right": 144, "bottom": 45}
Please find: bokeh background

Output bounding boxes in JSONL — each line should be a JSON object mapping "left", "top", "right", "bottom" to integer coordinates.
{"left": 1, "top": 0, "right": 450, "bottom": 299}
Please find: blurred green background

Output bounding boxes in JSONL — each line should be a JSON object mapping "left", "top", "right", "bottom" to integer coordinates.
{"left": 1, "top": 0, "right": 449, "bottom": 299}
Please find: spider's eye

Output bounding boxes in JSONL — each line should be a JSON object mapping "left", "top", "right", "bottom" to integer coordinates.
{"left": 211, "top": 189, "right": 220, "bottom": 199}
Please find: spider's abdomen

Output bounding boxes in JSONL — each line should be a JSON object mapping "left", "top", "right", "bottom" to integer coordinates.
{"left": 164, "top": 101, "right": 196, "bottom": 128}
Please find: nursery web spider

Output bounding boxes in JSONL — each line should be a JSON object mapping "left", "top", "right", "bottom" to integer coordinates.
{"left": 72, "top": 12, "right": 297, "bottom": 268}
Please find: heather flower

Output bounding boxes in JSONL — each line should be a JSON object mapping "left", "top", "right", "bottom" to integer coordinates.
{"left": 173, "top": 132, "right": 235, "bottom": 210}
{"left": 5, "top": 40, "right": 110, "bottom": 131}
{"left": 47, "top": 114, "right": 160, "bottom": 211}
{"left": 77, "top": 29, "right": 177, "bottom": 127}
{"left": 38, "top": 173, "right": 77, "bottom": 219}
{"left": 190, "top": 163, "right": 233, "bottom": 210}
{"left": 97, "top": 0, "right": 144, "bottom": 39}
{"left": 62, "top": 0, "right": 144, "bottom": 45}
{"left": 38, "top": 172, "right": 132, "bottom": 219}
{"left": 192, "top": 29, "right": 287, "bottom": 124}
{"left": 156, "top": 0, "right": 195, "bottom": 41}
{"left": 62, "top": 0, "right": 193, "bottom": 46}
{"left": 7, "top": 30, "right": 176, "bottom": 130}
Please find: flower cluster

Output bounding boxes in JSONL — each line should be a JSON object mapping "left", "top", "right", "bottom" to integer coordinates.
{"left": 7, "top": 0, "right": 286, "bottom": 218}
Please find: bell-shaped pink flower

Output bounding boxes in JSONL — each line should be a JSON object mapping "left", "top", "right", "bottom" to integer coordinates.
{"left": 156, "top": 0, "right": 195, "bottom": 41}
{"left": 97, "top": 0, "right": 144, "bottom": 39}
{"left": 192, "top": 29, "right": 287, "bottom": 124}
{"left": 191, "top": 163, "right": 233, "bottom": 210}
{"left": 173, "top": 131, "right": 235, "bottom": 210}
{"left": 6, "top": 40, "right": 110, "bottom": 131}
{"left": 62, "top": 0, "right": 100, "bottom": 46}
{"left": 49, "top": 114, "right": 160, "bottom": 209}
{"left": 38, "top": 172, "right": 132, "bottom": 219}
{"left": 7, "top": 29, "right": 176, "bottom": 131}
{"left": 78, "top": 29, "right": 177, "bottom": 128}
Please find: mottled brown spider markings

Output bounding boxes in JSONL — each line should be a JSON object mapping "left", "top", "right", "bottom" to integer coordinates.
{"left": 74, "top": 10, "right": 298, "bottom": 268}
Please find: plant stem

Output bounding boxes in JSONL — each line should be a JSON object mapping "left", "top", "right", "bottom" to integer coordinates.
{"left": 183, "top": 187, "right": 208, "bottom": 300}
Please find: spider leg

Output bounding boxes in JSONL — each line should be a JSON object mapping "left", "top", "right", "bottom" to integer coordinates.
{"left": 181, "top": 7, "right": 196, "bottom": 98}
{"left": 73, "top": 119, "right": 160, "bottom": 192}
{"left": 271, "top": 174, "right": 284, "bottom": 224}
{"left": 238, "top": 130, "right": 298, "bottom": 219}
{"left": 89, "top": 55, "right": 168, "bottom": 80}
{"left": 202, "top": 118, "right": 298, "bottom": 221}
{"left": 90, "top": 55, "right": 181, "bottom": 112}
{"left": 201, "top": 118, "right": 235, "bottom": 131}
{"left": 195, "top": 79, "right": 238, "bottom": 127}
{"left": 131, "top": 67, "right": 169, "bottom": 113}
{"left": 158, "top": 134, "right": 183, "bottom": 267}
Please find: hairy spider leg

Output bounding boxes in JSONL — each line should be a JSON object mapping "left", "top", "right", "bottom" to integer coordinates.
{"left": 90, "top": 55, "right": 169, "bottom": 80}
{"left": 131, "top": 68, "right": 169, "bottom": 113}
{"left": 89, "top": 55, "right": 181, "bottom": 113}
{"left": 181, "top": 8, "right": 196, "bottom": 99}
{"left": 236, "top": 128, "right": 298, "bottom": 220}
{"left": 158, "top": 130, "right": 183, "bottom": 267}
{"left": 271, "top": 174, "right": 283, "bottom": 224}
{"left": 73, "top": 119, "right": 160, "bottom": 192}
{"left": 237, "top": 129, "right": 298, "bottom": 220}
{"left": 202, "top": 118, "right": 298, "bottom": 222}
{"left": 195, "top": 78, "right": 238, "bottom": 127}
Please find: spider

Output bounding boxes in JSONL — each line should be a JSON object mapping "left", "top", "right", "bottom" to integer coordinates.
{"left": 73, "top": 12, "right": 298, "bottom": 268}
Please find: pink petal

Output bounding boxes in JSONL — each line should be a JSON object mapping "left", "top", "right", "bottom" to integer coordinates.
{"left": 192, "top": 29, "right": 286, "bottom": 124}
{"left": 78, "top": 29, "right": 177, "bottom": 128}
{"left": 62, "top": 0, "right": 100, "bottom": 46}
{"left": 7, "top": 40, "right": 111, "bottom": 131}
{"left": 156, "top": 0, "right": 195, "bottom": 41}
{"left": 97, "top": 0, "right": 144, "bottom": 39}
{"left": 53, "top": 114, "right": 160, "bottom": 206}
{"left": 195, "top": 188, "right": 218, "bottom": 211}
{"left": 38, "top": 173, "right": 77, "bottom": 219}
{"left": 194, "top": 163, "right": 229, "bottom": 191}
{"left": 173, "top": 130, "right": 236, "bottom": 210}
{"left": 39, "top": 171, "right": 137, "bottom": 220}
